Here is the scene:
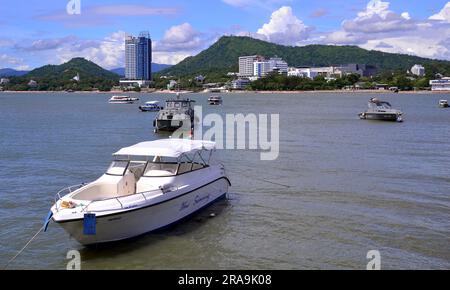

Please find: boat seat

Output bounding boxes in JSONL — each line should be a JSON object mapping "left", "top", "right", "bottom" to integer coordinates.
{"left": 117, "top": 172, "right": 136, "bottom": 197}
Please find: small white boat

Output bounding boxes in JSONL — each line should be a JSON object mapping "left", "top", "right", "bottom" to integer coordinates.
{"left": 439, "top": 100, "right": 449, "bottom": 108}
{"left": 208, "top": 95, "right": 223, "bottom": 105}
{"left": 109, "top": 95, "right": 139, "bottom": 104}
{"left": 359, "top": 98, "right": 403, "bottom": 122}
{"left": 47, "top": 139, "right": 230, "bottom": 245}
{"left": 139, "top": 101, "right": 162, "bottom": 112}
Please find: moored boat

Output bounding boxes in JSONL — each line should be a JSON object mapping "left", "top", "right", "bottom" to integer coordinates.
{"left": 139, "top": 101, "right": 162, "bottom": 112}
{"left": 48, "top": 139, "right": 230, "bottom": 245}
{"left": 208, "top": 95, "right": 223, "bottom": 105}
{"left": 109, "top": 95, "right": 139, "bottom": 104}
{"left": 153, "top": 93, "right": 195, "bottom": 133}
{"left": 439, "top": 100, "right": 449, "bottom": 108}
{"left": 358, "top": 98, "right": 403, "bottom": 122}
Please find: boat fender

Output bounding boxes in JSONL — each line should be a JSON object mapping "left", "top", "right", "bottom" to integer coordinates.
{"left": 83, "top": 213, "right": 96, "bottom": 235}
{"left": 43, "top": 210, "right": 53, "bottom": 232}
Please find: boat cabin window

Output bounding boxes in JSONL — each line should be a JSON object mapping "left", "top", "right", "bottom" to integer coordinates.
{"left": 106, "top": 160, "right": 129, "bottom": 176}
{"left": 143, "top": 156, "right": 178, "bottom": 177}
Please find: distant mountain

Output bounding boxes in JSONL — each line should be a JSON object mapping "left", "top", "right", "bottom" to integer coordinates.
{"left": 26, "top": 57, "right": 119, "bottom": 81}
{"left": 0, "top": 68, "right": 29, "bottom": 77}
{"left": 110, "top": 63, "right": 172, "bottom": 77}
{"left": 110, "top": 67, "right": 125, "bottom": 76}
{"left": 160, "top": 36, "right": 450, "bottom": 77}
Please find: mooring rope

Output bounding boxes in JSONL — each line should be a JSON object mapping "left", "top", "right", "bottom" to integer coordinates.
{"left": 3, "top": 225, "right": 44, "bottom": 270}
{"left": 222, "top": 165, "right": 292, "bottom": 189}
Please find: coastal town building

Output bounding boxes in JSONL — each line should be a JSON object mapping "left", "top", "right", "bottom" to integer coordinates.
{"left": 122, "top": 31, "right": 152, "bottom": 87}
{"left": 288, "top": 66, "right": 341, "bottom": 79}
{"left": 28, "top": 80, "right": 37, "bottom": 88}
{"left": 288, "top": 64, "right": 376, "bottom": 79}
{"left": 239, "top": 55, "right": 265, "bottom": 77}
{"left": 231, "top": 78, "right": 251, "bottom": 90}
{"left": 240, "top": 55, "right": 288, "bottom": 78}
{"left": 254, "top": 61, "right": 272, "bottom": 77}
{"left": 0, "top": 78, "right": 9, "bottom": 85}
{"left": 430, "top": 77, "right": 450, "bottom": 91}
{"left": 411, "top": 64, "right": 425, "bottom": 77}
{"left": 167, "top": 80, "right": 178, "bottom": 90}
{"left": 268, "top": 57, "right": 288, "bottom": 74}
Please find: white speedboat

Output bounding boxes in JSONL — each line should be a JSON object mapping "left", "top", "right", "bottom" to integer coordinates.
{"left": 208, "top": 95, "right": 223, "bottom": 105}
{"left": 109, "top": 95, "right": 139, "bottom": 104}
{"left": 439, "top": 100, "right": 449, "bottom": 108}
{"left": 139, "top": 101, "right": 162, "bottom": 112}
{"left": 359, "top": 98, "right": 403, "bottom": 122}
{"left": 47, "top": 139, "right": 230, "bottom": 245}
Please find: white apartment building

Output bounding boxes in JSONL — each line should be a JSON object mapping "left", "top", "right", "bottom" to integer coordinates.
{"left": 239, "top": 55, "right": 264, "bottom": 77}
{"left": 430, "top": 77, "right": 450, "bottom": 91}
{"left": 288, "top": 67, "right": 341, "bottom": 79}
{"left": 125, "top": 36, "right": 138, "bottom": 80}
{"left": 268, "top": 57, "right": 288, "bottom": 74}
{"left": 411, "top": 64, "right": 425, "bottom": 77}
{"left": 253, "top": 61, "right": 272, "bottom": 77}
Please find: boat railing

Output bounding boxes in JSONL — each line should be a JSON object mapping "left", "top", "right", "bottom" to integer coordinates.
{"left": 54, "top": 183, "right": 88, "bottom": 212}
{"left": 79, "top": 185, "right": 179, "bottom": 213}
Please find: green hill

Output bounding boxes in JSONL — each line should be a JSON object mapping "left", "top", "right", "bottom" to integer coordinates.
{"left": 8, "top": 58, "right": 120, "bottom": 91}
{"left": 26, "top": 57, "right": 119, "bottom": 80}
{"left": 159, "top": 36, "right": 450, "bottom": 77}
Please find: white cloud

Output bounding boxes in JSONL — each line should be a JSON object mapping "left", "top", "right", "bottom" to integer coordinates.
{"left": 324, "top": 31, "right": 368, "bottom": 45}
{"left": 152, "top": 52, "right": 192, "bottom": 65}
{"left": 0, "top": 54, "right": 29, "bottom": 70}
{"left": 429, "top": 2, "right": 450, "bottom": 22}
{"left": 317, "top": 0, "right": 450, "bottom": 61}
{"left": 55, "top": 31, "right": 126, "bottom": 69}
{"left": 342, "top": 0, "right": 415, "bottom": 33}
{"left": 155, "top": 23, "right": 203, "bottom": 52}
{"left": 256, "top": 6, "right": 311, "bottom": 45}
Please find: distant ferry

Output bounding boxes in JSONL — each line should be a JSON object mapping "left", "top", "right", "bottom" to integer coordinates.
{"left": 109, "top": 95, "right": 139, "bottom": 104}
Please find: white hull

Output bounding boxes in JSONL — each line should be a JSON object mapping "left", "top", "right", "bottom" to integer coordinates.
{"left": 55, "top": 177, "right": 229, "bottom": 245}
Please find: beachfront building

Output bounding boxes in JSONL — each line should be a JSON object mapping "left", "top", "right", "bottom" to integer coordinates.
{"left": 252, "top": 57, "right": 288, "bottom": 78}
{"left": 167, "top": 80, "right": 178, "bottom": 90}
{"left": 411, "top": 64, "right": 425, "bottom": 77}
{"left": 253, "top": 61, "right": 272, "bottom": 78}
{"left": 338, "top": 64, "right": 364, "bottom": 77}
{"left": 288, "top": 66, "right": 341, "bottom": 79}
{"left": 239, "top": 55, "right": 288, "bottom": 78}
{"left": 239, "top": 55, "right": 264, "bottom": 77}
{"left": 122, "top": 31, "right": 152, "bottom": 87}
{"left": 268, "top": 57, "right": 288, "bottom": 74}
{"left": 231, "top": 78, "right": 251, "bottom": 90}
{"left": 28, "top": 79, "right": 37, "bottom": 88}
{"left": 0, "top": 78, "right": 10, "bottom": 85}
{"left": 430, "top": 77, "right": 450, "bottom": 91}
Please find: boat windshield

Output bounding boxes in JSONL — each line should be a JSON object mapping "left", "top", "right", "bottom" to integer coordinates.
{"left": 369, "top": 101, "right": 391, "bottom": 109}
{"left": 143, "top": 156, "right": 178, "bottom": 177}
{"left": 106, "top": 160, "right": 129, "bottom": 176}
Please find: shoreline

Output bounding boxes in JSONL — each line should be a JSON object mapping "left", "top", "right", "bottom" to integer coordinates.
{"left": 0, "top": 89, "right": 448, "bottom": 94}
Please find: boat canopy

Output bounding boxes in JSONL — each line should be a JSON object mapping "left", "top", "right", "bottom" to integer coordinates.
{"left": 113, "top": 139, "right": 215, "bottom": 158}
{"left": 146, "top": 101, "right": 159, "bottom": 104}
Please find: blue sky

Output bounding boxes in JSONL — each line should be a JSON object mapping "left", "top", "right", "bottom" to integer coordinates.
{"left": 1, "top": 0, "right": 450, "bottom": 70}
